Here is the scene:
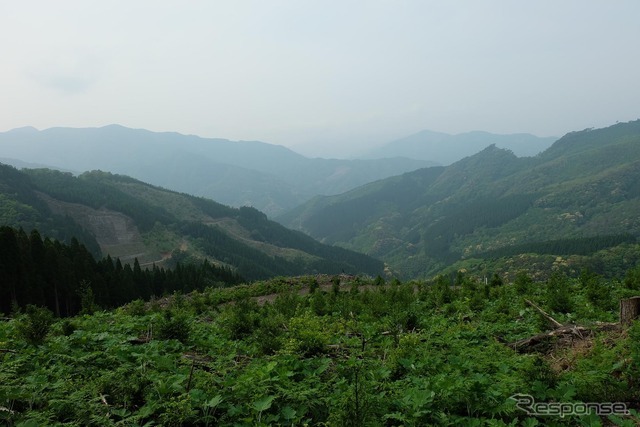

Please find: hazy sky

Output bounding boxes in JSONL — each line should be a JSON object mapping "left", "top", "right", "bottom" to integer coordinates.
{"left": 2, "top": 1, "right": 639, "bottom": 157}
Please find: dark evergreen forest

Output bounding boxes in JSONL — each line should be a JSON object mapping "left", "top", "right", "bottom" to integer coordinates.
{"left": 0, "top": 226, "right": 242, "bottom": 316}
{"left": 479, "top": 234, "right": 637, "bottom": 259}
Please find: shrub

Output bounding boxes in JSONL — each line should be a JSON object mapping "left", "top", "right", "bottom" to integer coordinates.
{"left": 156, "top": 310, "right": 191, "bottom": 344}
{"left": 17, "top": 304, "right": 54, "bottom": 345}
{"left": 434, "top": 275, "right": 452, "bottom": 305}
{"left": 285, "top": 310, "right": 330, "bottom": 357}
{"left": 78, "top": 280, "right": 98, "bottom": 315}
{"left": 332, "top": 276, "right": 341, "bottom": 296}
{"left": 546, "top": 272, "right": 572, "bottom": 314}
{"left": 624, "top": 265, "right": 640, "bottom": 290}
{"left": 124, "top": 299, "right": 147, "bottom": 316}
{"left": 254, "top": 308, "right": 285, "bottom": 355}
{"left": 310, "top": 291, "right": 328, "bottom": 316}
{"left": 489, "top": 273, "right": 504, "bottom": 287}
{"left": 273, "top": 290, "right": 301, "bottom": 319}
{"left": 581, "top": 270, "right": 615, "bottom": 311}
{"left": 226, "top": 297, "right": 260, "bottom": 339}
{"left": 60, "top": 319, "right": 77, "bottom": 336}
{"left": 514, "top": 271, "right": 533, "bottom": 295}
{"left": 308, "top": 277, "right": 320, "bottom": 294}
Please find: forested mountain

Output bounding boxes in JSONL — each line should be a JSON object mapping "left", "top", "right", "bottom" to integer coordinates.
{"left": 0, "top": 125, "right": 433, "bottom": 216}
{"left": 278, "top": 120, "right": 640, "bottom": 278}
{"left": 0, "top": 164, "right": 383, "bottom": 283}
{"left": 363, "top": 129, "right": 557, "bottom": 164}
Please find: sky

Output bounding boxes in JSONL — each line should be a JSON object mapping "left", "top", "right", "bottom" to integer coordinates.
{"left": 1, "top": 1, "right": 639, "bottom": 158}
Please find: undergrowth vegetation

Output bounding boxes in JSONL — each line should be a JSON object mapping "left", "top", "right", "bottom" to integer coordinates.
{"left": 1, "top": 270, "right": 640, "bottom": 426}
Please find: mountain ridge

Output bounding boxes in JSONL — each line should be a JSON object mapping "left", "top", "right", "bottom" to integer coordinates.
{"left": 363, "top": 128, "right": 557, "bottom": 164}
{"left": 278, "top": 120, "right": 640, "bottom": 278}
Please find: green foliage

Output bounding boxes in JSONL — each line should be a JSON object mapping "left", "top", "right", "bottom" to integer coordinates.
{"left": 490, "top": 272, "right": 504, "bottom": 287}
{"left": 515, "top": 271, "right": 533, "bottom": 294}
{"left": 308, "top": 277, "right": 319, "bottom": 294}
{"left": 624, "top": 265, "right": 640, "bottom": 290}
{"left": 16, "top": 304, "right": 54, "bottom": 345}
{"left": 123, "top": 298, "right": 147, "bottom": 316}
{"left": 332, "top": 275, "right": 341, "bottom": 295}
{"left": 284, "top": 309, "right": 331, "bottom": 357}
{"left": 226, "top": 297, "right": 261, "bottom": 340}
{"left": 433, "top": 274, "right": 453, "bottom": 305}
{"left": 546, "top": 272, "right": 573, "bottom": 314}
{"left": 580, "top": 269, "right": 615, "bottom": 312}
{"left": 59, "top": 319, "right": 77, "bottom": 336}
{"left": 156, "top": 310, "right": 192, "bottom": 344}
{"left": 77, "top": 280, "right": 97, "bottom": 315}
{"left": 0, "top": 272, "right": 637, "bottom": 425}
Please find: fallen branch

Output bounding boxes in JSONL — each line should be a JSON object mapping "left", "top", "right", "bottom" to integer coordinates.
{"left": 0, "top": 349, "right": 16, "bottom": 354}
{"left": 506, "top": 299, "right": 625, "bottom": 354}
{"left": 593, "top": 321, "right": 619, "bottom": 331}
{"left": 186, "top": 360, "right": 196, "bottom": 393}
{"left": 508, "top": 323, "right": 620, "bottom": 353}
{"left": 509, "top": 325, "right": 587, "bottom": 351}
{"left": 525, "top": 299, "right": 564, "bottom": 328}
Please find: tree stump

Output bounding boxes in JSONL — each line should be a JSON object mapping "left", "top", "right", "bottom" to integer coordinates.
{"left": 620, "top": 296, "right": 640, "bottom": 326}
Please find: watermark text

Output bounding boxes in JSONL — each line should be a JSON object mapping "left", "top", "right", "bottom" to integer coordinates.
{"left": 510, "top": 393, "right": 629, "bottom": 417}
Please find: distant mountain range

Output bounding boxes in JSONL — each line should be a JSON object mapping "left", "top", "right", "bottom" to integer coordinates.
{"left": 363, "top": 129, "right": 558, "bottom": 164}
{"left": 0, "top": 164, "right": 383, "bottom": 280}
{"left": 0, "top": 125, "right": 434, "bottom": 216}
{"left": 278, "top": 120, "right": 640, "bottom": 278}
{"left": 0, "top": 125, "right": 560, "bottom": 216}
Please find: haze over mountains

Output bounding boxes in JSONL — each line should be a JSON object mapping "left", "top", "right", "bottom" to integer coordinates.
{"left": 0, "top": 125, "right": 555, "bottom": 216}
{"left": 364, "top": 130, "right": 558, "bottom": 164}
{"left": 0, "top": 125, "right": 433, "bottom": 216}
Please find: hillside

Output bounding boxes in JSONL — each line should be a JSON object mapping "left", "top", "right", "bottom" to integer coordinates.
{"left": 0, "top": 164, "right": 383, "bottom": 281}
{"left": 278, "top": 120, "right": 640, "bottom": 278}
{"left": 363, "top": 129, "right": 557, "bottom": 164}
{"left": 0, "top": 125, "right": 433, "bottom": 216}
